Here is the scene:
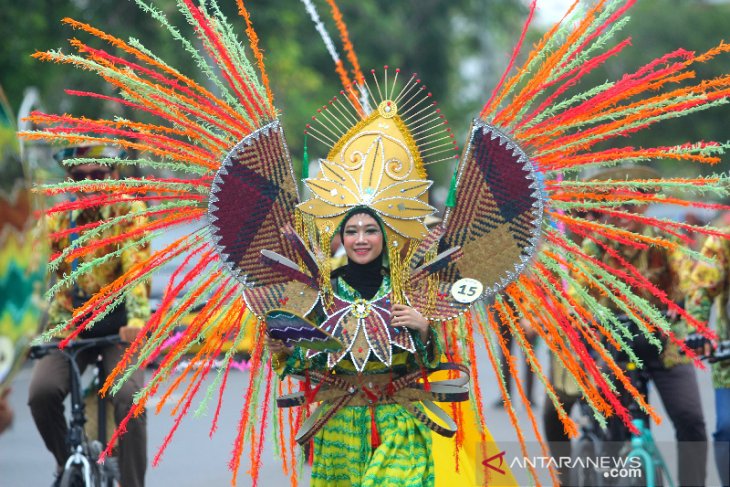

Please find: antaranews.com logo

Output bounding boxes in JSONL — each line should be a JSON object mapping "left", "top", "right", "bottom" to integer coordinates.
{"left": 476, "top": 442, "right": 645, "bottom": 486}
{"left": 509, "top": 455, "right": 643, "bottom": 479}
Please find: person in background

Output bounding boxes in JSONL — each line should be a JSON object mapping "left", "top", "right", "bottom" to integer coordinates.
{"left": 0, "top": 387, "right": 13, "bottom": 434}
{"left": 27, "top": 145, "right": 149, "bottom": 487}
{"left": 685, "top": 226, "right": 730, "bottom": 487}
{"left": 579, "top": 166, "right": 707, "bottom": 487}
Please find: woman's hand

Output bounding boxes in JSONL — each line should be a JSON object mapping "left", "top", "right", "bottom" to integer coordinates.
{"left": 266, "top": 335, "right": 293, "bottom": 356}
{"left": 391, "top": 304, "right": 430, "bottom": 342}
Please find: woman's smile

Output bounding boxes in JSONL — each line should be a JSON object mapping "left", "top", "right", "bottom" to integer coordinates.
{"left": 342, "top": 212, "right": 384, "bottom": 264}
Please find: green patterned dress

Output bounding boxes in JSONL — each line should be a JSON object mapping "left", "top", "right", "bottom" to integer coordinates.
{"left": 280, "top": 275, "right": 441, "bottom": 487}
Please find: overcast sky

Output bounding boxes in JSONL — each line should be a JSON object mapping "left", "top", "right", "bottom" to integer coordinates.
{"left": 532, "top": 0, "right": 730, "bottom": 28}
{"left": 532, "top": 0, "right": 577, "bottom": 27}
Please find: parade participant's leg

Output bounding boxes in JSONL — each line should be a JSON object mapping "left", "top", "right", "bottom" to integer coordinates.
{"left": 102, "top": 345, "right": 147, "bottom": 487}
{"left": 714, "top": 387, "right": 730, "bottom": 487}
{"left": 542, "top": 393, "right": 579, "bottom": 486}
{"left": 650, "top": 362, "right": 708, "bottom": 487}
{"left": 28, "top": 351, "right": 72, "bottom": 470}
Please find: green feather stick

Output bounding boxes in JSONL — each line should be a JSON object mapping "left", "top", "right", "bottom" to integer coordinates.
{"left": 45, "top": 200, "right": 203, "bottom": 274}
{"left": 45, "top": 232, "right": 157, "bottom": 299}
{"left": 537, "top": 246, "right": 645, "bottom": 363}
{"left": 545, "top": 230, "right": 671, "bottom": 348}
{"left": 133, "top": 246, "right": 225, "bottom": 366}
{"left": 513, "top": 276, "right": 611, "bottom": 428}
{"left": 526, "top": 91, "right": 720, "bottom": 141}
{"left": 504, "top": 17, "right": 632, "bottom": 130}
{"left": 207, "top": 2, "right": 267, "bottom": 94}
{"left": 517, "top": 81, "right": 614, "bottom": 131}
{"left": 490, "top": 2, "right": 623, "bottom": 125}
{"left": 124, "top": 273, "right": 237, "bottom": 397}
{"left": 549, "top": 213, "right": 716, "bottom": 265}
{"left": 535, "top": 97, "right": 730, "bottom": 159}
{"left": 480, "top": 2, "right": 581, "bottom": 120}
{"left": 553, "top": 173, "right": 730, "bottom": 195}
{"left": 174, "top": 2, "right": 268, "bottom": 127}
{"left": 195, "top": 311, "right": 257, "bottom": 418}
{"left": 544, "top": 16, "right": 632, "bottom": 85}
{"left": 131, "top": 0, "right": 253, "bottom": 117}
{"left": 36, "top": 286, "right": 138, "bottom": 344}
{"left": 70, "top": 156, "right": 211, "bottom": 176}
{"left": 40, "top": 177, "right": 208, "bottom": 196}
{"left": 37, "top": 47, "right": 243, "bottom": 144}
{"left": 496, "top": 292, "right": 558, "bottom": 412}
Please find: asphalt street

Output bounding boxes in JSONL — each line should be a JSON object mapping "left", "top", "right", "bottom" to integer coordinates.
{"left": 0, "top": 341, "right": 721, "bottom": 486}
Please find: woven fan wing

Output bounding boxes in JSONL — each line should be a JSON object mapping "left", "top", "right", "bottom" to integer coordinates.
{"left": 439, "top": 120, "right": 543, "bottom": 305}
{"left": 209, "top": 121, "right": 315, "bottom": 316}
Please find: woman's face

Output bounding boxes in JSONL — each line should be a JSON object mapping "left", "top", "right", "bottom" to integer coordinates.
{"left": 342, "top": 213, "right": 384, "bottom": 265}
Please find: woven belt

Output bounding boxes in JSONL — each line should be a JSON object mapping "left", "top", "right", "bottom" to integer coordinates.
{"left": 277, "top": 362, "right": 470, "bottom": 445}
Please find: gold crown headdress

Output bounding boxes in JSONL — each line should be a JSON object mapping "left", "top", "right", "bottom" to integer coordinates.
{"left": 298, "top": 69, "right": 459, "bottom": 251}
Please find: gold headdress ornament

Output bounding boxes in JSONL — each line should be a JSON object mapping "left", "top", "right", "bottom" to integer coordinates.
{"left": 298, "top": 68, "right": 459, "bottom": 250}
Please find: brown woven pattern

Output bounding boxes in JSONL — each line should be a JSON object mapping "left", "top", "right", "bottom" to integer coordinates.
{"left": 440, "top": 121, "right": 540, "bottom": 297}
{"left": 209, "top": 121, "right": 299, "bottom": 289}
{"left": 408, "top": 225, "right": 445, "bottom": 270}
{"left": 243, "top": 281, "right": 318, "bottom": 318}
{"left": 362, "top": 312, "right": 392, "bottom": 365}
{"left": 406, "top": 281, "right": 470, "bottom": 320}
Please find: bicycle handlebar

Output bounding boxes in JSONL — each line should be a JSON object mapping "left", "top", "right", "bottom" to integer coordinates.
{"left": 29, "top": 335, "right": 124, "bottom": 360}
{"left": 703, "top": 340, "right": 730, "bottom": 363}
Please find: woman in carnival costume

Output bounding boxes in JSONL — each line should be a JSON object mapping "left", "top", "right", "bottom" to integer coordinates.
{"left": 267, "top": 206, "right": 451, "bottom": 485}
{"left": 20, "top": 0, "right": 730, "bottom": 485}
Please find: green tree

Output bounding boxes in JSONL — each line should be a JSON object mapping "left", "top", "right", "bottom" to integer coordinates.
{"left": 565, "top": 0, "right": 730, "bottom": 176}
{"left": 1, "top": 0, "right": 527, "bottom": 180}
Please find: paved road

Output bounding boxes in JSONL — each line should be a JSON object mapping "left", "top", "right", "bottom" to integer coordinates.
{"left": 1, "top": 344, "right": 720, "bottom": 486}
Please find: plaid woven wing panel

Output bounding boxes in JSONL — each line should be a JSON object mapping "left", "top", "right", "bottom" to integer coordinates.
{"left": 406, "top": 281, "right": 471, "bottom": 320}
{"left": 209, "top": 121, "right": 299, "bottom": 289}
{"left": 441, "top": 120, "right": 542, "bottom": 297}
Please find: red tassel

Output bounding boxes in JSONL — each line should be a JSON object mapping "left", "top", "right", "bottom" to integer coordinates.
{"left": 370, "top": 405, "right": 381, "bottom": 450}
{"left": 421, "top": 366, "right": 431, "bottom": 392}
{"left": 308, "top": 438, "right": 315, "bottom": 466}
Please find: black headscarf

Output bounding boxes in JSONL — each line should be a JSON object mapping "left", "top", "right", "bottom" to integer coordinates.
{"left": 332, "top": 208, "right": 387, "bottom": 300}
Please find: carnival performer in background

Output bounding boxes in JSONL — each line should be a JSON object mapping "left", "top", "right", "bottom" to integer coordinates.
{"left": 27, "top": 146, "right": 149, "bottom": 487}
{"left": 686, "top": 228, "right": 730, "bottom": 487}
{"left": 580, "top": 166, "right": 707, "bottom": 486}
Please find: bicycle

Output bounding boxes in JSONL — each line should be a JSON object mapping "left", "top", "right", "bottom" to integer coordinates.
{"left": 621, "top": 338, "right": 730, "bottom": 487}
{"left": 29, "top": 335, "right": 123, "bottom": 487}
{"left": 568, "top": 360, "right": 672, "bottom": 487}
{"left": 569, "top": 314, "right": 673, "bottom": 487}
{"left": 618, "top": 360, "right": 673, "bottom": 487}
{"left": 570, "top": 395, "right": 611, "bottom": 487}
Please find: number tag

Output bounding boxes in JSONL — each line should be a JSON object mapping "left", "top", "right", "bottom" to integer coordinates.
{"left": 450, "top": 278, "right": 483, "bottom": 303}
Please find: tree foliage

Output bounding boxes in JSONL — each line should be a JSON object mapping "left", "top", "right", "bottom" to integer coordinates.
{"left": 2, "top": 0, "right": 727, "bottom": 178}
{"left": 565, "top": 0, "right": 730, "bottom": 175}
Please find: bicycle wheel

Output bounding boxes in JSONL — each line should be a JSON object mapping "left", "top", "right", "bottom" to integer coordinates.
{"left": 60, "top": 462, "right": 103, "bottom": 487}
{"left": 622, "top": 455, "right": 664, "bottom": 487}
{"left": 571, "top": 438, "right": 601, "bottom": 487}
{"left": 59, "top": 465, "right": 85, "bottom": 487}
